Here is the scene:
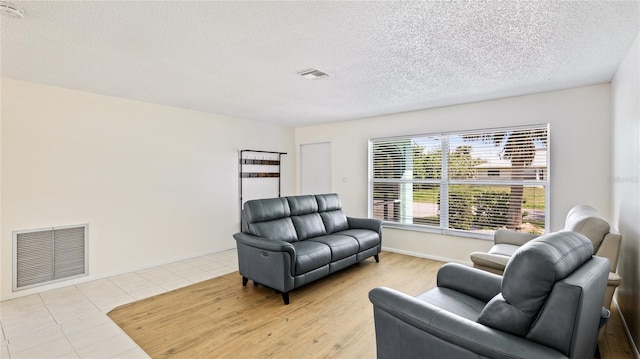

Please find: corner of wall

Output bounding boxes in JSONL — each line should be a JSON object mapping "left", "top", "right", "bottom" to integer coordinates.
{"left": 611, "top": 29, "right": 640, "bottom": 356}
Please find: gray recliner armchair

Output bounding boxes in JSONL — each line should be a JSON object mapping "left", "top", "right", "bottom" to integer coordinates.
{"left": 470, "top": 204, "right": 621, "bottom": 340}
{"left": 369, "top": 231, "right": 610, "bottom": 359}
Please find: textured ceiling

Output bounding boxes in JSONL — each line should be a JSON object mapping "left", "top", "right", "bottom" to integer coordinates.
{"left": 1, "top": 1, "right": 639, "bottom": 127}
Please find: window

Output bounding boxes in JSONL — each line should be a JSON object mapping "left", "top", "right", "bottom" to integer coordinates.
{"left": 369, "top": 124, "right": 549, "bottom": 238}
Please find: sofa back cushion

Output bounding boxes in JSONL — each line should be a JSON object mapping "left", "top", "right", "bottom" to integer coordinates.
{"left": 292, "top": 213, "right": 327, "bottom": 240}
{"left": 243, "top": 197, "right": 298, "bottom": 242}
{"left": 243, "top": 197, "right": 291, "bottom": 224}
{"left": 314, "top": 194, "right": 349, "bottom": 233}
{"left": 248, "top": 218, "right": 299, "bottom": 242}
{"left": 564, "top": 204, "right": 610, "bottom": 252}
{"left": 315, "top": 193, "right": 342, "bottom": 211}
{"left": 287, "top": 195, "right": 319, "bottom": 216}
{"left": 476, "top": 231, "right": 593, "bottom": 337}
{"left": 320, "top": 210, "right": 349, "bottom": 234}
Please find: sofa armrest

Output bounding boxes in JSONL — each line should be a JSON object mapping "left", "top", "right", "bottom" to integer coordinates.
{"left": 347, "top": 217, "right": 383, "bottom": 234}
{"left": 494, "top": 229, "right": 539, "bottom": 246}
{"left": 233, "top": 232, "right": 295, "bottom": 255}
{"left": 369, "top": 287, "right": 567, "bottom": 359}
{"left": 437, "top": 263, "right": 502, "bottom": 302}
{"left": 233, "top": 232, "right": 298, "bottom": 292}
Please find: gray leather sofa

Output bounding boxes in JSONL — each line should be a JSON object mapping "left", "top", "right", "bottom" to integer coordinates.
{"left": 234, "top": 193, "right": 382, "bottom": 304}
{"left": 369, "top": 231, "right": 609, "bottom": 359}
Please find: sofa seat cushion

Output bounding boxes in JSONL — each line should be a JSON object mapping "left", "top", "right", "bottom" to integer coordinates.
{"left": 292, "top": 241, "right": 332, "bottom": 275}
{"left": 308, "top": 234, "right": 359, "bottom": 261}
{"left": 337, "top": 229, "right": 380, "bottom": 251}
{"left": 417, "top": 287, "right": 485, "bottom": 321}
{"left": 488, "top": 243, "right": 520, "bottom": 257}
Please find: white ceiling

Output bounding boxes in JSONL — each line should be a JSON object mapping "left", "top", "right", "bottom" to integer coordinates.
{"left": 1, "top": 1, "right": 639, "bottom": 127}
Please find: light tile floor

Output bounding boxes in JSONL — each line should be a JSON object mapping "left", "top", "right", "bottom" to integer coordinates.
{"left": 0, "top": 249, "right": 239, "bottom": 359}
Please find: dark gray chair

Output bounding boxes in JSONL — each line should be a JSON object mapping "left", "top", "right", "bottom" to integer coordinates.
{"left": 369, "top": 231, "right": 610, "bottom": 359}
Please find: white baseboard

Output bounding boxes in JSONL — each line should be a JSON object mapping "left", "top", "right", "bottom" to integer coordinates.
{"left": 614, "top": 297, "right": 640, "bottom": 359}
{"left": 381, "top": 246, "right": 473, "bottom": 266}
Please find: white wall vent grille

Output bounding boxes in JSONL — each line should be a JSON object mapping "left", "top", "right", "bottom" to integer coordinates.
{"left": 13, "top": 224, "right": 88, "bottom": 291}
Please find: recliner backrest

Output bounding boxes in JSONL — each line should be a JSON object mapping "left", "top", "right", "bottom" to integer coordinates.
{"left": 527, "top": 255, "right": 609, "bottom": 358}
{"left": 564, "top": 204, "right": 610, "bottom": 252}
{"left": 477, "top": 231, "right": 594, "bottom": 337}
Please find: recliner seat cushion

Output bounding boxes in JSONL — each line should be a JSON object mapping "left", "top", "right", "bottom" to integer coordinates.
{"left": 307, "top": 234, "right": 359, "bottom": 261}
{"left": 292, "top": 241, "right": 332, "bottom": 275}
{"left": 417, "top": 288, "right": 486, "bottom": 321}
{"left": 488, "top": 243, "right": 520, "bottom": 257}
{"left": 477, "top": 231, "right": 594, "bottom": 337}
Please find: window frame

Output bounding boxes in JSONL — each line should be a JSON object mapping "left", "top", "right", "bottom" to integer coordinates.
{"left": 368, "top": 124, "right": 550, "bottom": 240}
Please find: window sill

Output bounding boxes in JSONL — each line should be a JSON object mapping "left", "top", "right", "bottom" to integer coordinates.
{"left": 380, "top": 222, "right": 495, "bottom": 241}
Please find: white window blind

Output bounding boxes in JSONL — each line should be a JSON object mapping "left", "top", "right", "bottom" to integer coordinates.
{"left": 369, "top": 124, "right": 549, "bottom": 238}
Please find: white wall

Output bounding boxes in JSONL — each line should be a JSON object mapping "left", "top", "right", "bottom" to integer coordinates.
{"left": 295, "top": 85, "right": 612, "bottom": 263}
{"left": 0, "top": 78, "right": 295, "bottom": 299}
{"left": 612, "top": 31, "right": 640, "bottom": 355}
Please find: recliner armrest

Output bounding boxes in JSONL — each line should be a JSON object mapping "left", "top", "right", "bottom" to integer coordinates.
{"left": 470, "top": 252, "right": 510, "bottom": 274}
{"left": 369, "top": 287, "right": 566, "bottom": 359}
{"left": 596, "top": 232, "right": 621, "bottom": 272}
{"left": 347, "top": 217, "right": 383, "bottom": 234}
{"left": 608, "top": 272, "right": 621, "bottom": 287}
{"left": 494, "top": 229, "right": 539, "bottom": 246}
{"left": 437, "top": 263, "right": 502, "bottom": 302}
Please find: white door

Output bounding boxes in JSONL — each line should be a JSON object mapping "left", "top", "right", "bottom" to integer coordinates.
{"left": 300, "top": 142, "right": 331, "bottom": 195}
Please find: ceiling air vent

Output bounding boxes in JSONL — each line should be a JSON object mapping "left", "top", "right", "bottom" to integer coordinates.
{"left": 0, "top": 1, "right": 24, "bottom": 19}
{"left": 298, "top": 68, "right": 329, "bottom": 80}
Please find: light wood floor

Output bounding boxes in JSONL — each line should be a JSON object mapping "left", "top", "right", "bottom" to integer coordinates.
{"left": 108, "top": 252, "right": 633, "bottom": 358}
